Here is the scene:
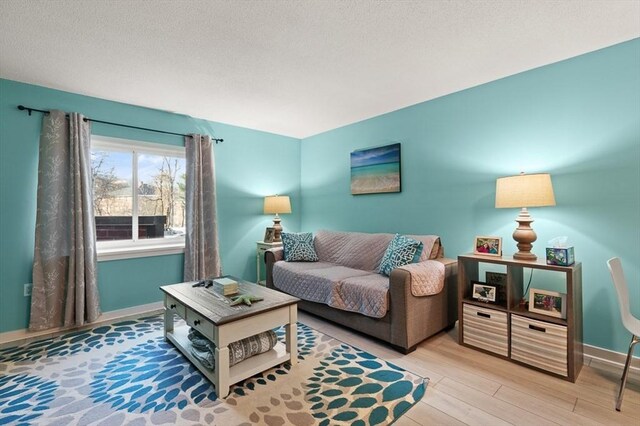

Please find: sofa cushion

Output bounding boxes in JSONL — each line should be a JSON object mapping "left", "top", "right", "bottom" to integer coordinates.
{"left": 272, "top": 262, "right": 335, "bottom": 305}
{"left": 314, "top": 230, "right": 393, "bottom": 271}
{"left": 273, "top": 261, "right": 389, "bottom": 318}
{"left": 378, "top": 234, "right": 423, "bottom": 276}
{"left": 273, "top": 260, "right": 334, "bottom": 274}
{"left": 273, "top": 262, "right": 369, "bottom": 307}
{"left": 282, "top": 232, "right": 319, "bottom": 262}
{"left": 334, "top": 274, "right": 389, "bottom": 318}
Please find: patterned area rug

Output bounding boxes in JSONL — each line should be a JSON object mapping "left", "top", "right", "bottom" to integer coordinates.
{"left": 0, "top": 315, "right": 426, "bottom": 425}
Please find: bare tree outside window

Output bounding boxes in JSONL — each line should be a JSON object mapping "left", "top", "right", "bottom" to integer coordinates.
{"left": 90, "top": 145, "right": 184, "bottom": 242}
{"left": 91, "top": 151, "right": 130, "bottom": 216}
{"left": 138, "top": 154, "right": 186, "bottom": 237}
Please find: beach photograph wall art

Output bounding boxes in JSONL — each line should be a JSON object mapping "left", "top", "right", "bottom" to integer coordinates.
{"left": 350, "top": 143, "right": 401, "bottom": 195}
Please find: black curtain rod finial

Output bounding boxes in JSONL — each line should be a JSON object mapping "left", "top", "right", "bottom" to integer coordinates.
{"left": 18, "top": 105, "right": 32, "bottom": 116}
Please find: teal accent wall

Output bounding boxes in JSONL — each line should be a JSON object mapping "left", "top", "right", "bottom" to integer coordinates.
{"left": 300, "top": 39, "right": 640, "bottom": 354}
{"left": 0, "top": 79, "right": 301, "bottom": 333}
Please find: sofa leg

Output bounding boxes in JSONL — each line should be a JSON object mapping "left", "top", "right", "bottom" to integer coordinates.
{"left": 443, "top": 322, "right": 456, "bottom": 332}
{"left": 391, "top": 344, "right": 417, "bottom": 355}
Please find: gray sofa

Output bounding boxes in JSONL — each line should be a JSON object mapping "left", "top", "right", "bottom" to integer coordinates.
{"left": 265, "top": 230, "right": 458, "bottom": 353}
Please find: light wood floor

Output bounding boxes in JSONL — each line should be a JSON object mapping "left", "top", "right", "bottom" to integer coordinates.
{"left": 299, "top": 312, "right": 640, "bottom": 426}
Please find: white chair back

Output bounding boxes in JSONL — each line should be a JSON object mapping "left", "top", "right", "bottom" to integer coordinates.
{"left": 607, "top": 257, "right": 635, "bottom": 333}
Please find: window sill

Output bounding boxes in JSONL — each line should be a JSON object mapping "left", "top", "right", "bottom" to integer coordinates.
{"left": 97, "top": 243, "right": 185, "bottom": 262}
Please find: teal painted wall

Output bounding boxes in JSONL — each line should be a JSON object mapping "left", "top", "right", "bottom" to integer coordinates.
{"left": 2, "top": 40, "right": 638, "bottom": 355}
{"left": 0, "top": 79, "right": 301, "bottom": 333}
{"left": 300, "top": 39, "right": 640, "bottom": 354}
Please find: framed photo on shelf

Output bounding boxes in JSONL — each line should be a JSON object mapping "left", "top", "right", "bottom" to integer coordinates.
{"left": 471, "top": 281, "right": 497, "bottom": 303}
{"left": 263, "top": 227, "right": 275, "bottom": 243}
{"left": 486, "top": 271, "right": 507, "bottom": 303}
{"left": 474, "top": 236, "right": 502, "bottom": 257}
{"left": 529, "top": 288, "right": 567, "bottom": 319}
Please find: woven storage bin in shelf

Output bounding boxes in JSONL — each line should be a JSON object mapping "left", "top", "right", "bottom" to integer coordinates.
{"left": 462, "top": 303, "right": 508, "bottom": 357}
{"left": 511, "top": 314, "right": 568, "bottom": 376}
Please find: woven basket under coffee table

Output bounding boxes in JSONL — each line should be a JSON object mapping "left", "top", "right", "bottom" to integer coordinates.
{"left": 160, "top": 276, "right": 299, "bottom": 398}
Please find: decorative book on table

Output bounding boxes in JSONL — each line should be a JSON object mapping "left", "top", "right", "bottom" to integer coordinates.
{"left": 213, "top": 278, "right": 238, "bottom": 296}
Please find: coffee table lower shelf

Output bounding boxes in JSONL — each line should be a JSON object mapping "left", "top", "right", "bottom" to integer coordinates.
{"left": 166, "top": 324, "right": 290, "bottom": 395}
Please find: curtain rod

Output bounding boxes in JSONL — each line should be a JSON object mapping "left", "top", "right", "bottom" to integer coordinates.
{"left": 17, "top": 105, "right": 224, "bottom": 143}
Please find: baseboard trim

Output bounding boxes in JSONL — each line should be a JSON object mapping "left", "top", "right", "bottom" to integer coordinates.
{"left": 0, "top": 301, "right": 164, "bottom": 350}
{"left": 584, "top": 343, "right": 640, "bottom": 371}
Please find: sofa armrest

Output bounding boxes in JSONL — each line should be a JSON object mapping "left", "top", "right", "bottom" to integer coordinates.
{"left": 434, "top": 257, "right": 458, "bottom": 283}
{"left": 388, "top": 257, "right": 458, "bottom": 348}
{"left": 390, "top": 258, "right": 457, "bottom": 292}
{"left": 266, "top": 247, "right": 284, "bottom": 262}
{"left": 397, "top": 259, "right": 453, "bottom": 296}
{"left": 265, "top": 248, "right": 284, "bottom": 289}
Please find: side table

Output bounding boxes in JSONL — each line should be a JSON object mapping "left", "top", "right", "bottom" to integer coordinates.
{"left": 257, "top": 241, "right": 282, "bottom": 285}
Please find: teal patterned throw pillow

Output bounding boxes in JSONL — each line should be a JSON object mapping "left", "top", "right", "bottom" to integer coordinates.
{"left": 282, "top": 232, "right": 319, "bottom": 262}
{"left": 378, "top": 234, "right": 423, "bottom": 276}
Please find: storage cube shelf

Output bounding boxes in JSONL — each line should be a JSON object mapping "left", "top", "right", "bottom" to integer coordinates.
{"left": 457, "top": 254, "right": 583, "bottom": 382}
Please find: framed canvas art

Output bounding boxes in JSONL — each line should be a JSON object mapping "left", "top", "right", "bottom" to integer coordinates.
{"left": 350, "top": 143, "right": 401, "bottom": 195}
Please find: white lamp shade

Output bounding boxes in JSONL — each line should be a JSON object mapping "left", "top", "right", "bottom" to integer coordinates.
{"left": 263, "top": 195, "right": 292, "bottom": 214}
{"left": 495, "top": 173, "right": 556, "bottom": 208}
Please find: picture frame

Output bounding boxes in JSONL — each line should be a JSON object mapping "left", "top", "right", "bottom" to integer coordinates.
{"left": 474, "top": 236, "right": 502, "bottom": 257}
{"left": 471, "top": 281, "right": 497, "bottom": 303}
{"left": 485, "top": 271, "right": 507, "bottom": 303}
{"left": 529, "top": 288, "right": 567, "bottom": 319}
{"left": 263, "top": 227, "right": 275, "bottom": 243}
{"left": 350, "top": 143, "right": 401, "bottom": 195}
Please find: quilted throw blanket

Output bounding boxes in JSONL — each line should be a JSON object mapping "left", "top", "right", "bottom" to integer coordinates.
{"left": 313, "top": 230, "right": 441, "bottom": 270}
{"left": 269, "top": 231, "right": 446, "bottom": 318}
{"left": 398, "top": 260, "right": 446, "bottom": 297}
{"left": 272, "top": 260, "right": 446, "bottom": 318}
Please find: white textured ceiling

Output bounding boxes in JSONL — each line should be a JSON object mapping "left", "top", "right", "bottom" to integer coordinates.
{"left": 1, "top": 1, "right": 639, "bottom": 138}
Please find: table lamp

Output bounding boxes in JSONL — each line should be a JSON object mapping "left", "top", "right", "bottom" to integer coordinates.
{"left": 495, "top": 173, "right": 556, "bottom": 260}
{"left": 263, "top": 195, "right": 291, "bottom": 242}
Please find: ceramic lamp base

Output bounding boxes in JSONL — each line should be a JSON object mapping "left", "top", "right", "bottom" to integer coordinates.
{"left": 512, "top": 208, "right": 538, "bottom": 261}
{"left": 272, "top": 215, "right": 283, "bottom": 242}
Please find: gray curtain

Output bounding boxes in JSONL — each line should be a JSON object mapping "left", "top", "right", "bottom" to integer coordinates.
{"left": 184, "top": 134, "right": 221, "bottom": 281}
{"left": 30, "top": 110, "right": 100, "bottom": 331}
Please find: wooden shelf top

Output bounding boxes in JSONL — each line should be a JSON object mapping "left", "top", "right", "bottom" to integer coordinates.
{"left": 458, "top": 253, "right": 581, "bottom": 272}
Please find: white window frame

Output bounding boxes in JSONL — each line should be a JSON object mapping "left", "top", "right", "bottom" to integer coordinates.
{"left": 92, "top": 136, "right": 186, "bottom": 261}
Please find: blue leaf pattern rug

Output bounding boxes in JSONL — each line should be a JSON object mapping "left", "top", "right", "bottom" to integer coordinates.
{"left": 0, "top": 315, "right": 426, "bottom": 425}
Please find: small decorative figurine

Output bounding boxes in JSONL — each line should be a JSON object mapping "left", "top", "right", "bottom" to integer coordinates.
{"left": 230, "top": 294, "right": 264, "bottom": 306}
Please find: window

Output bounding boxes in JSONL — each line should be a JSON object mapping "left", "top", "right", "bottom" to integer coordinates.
{"left": 91, "top": 136, "right": 186, "bottom": 260}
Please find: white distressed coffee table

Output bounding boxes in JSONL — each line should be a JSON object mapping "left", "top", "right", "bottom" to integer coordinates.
{"left": 160, "top": 277, "right": 299, "bottom": 398}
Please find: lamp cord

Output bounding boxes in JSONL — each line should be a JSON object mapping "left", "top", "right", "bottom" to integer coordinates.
{"left": 523, "top": 269, "right": 534, "bottom": 298}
